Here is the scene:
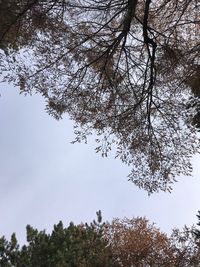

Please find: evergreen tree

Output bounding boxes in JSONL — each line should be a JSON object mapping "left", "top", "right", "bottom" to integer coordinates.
{"left": 0, "top": 212, "right": 117, "bottom": 267}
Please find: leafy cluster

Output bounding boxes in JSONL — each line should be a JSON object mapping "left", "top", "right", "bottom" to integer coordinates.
{"left": 0, "top": 0, "right": 200, "bottom": 192}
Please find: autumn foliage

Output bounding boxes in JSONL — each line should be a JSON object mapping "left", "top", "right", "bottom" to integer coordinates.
{"left": 0, "top": 0, "right": 200, "bottom": 192}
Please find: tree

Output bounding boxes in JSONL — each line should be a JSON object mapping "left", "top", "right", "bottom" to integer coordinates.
{"left": 0, "top": 0, "right": 200, "bottom": 193}
{"left": 0, "top": 211, "right": 117, "bottom": 267}
{"left": 170, "top": 226, "right": 200, "bottom": 267}
{"left": 193, "top": 211, "right": 200, "bottom": 247}
{"left": 105, "top": 217, "right": 173, "bottom": 266}
{"left": 1, "top": 213, "right": 200, "bottom": 267}
{"left": 105, "top": 217, "right": 200, "bottom": 267}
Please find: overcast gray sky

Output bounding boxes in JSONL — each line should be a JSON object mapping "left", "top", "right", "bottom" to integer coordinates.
{"left": 0, "top": 82, "right": 200, "bottom": 244}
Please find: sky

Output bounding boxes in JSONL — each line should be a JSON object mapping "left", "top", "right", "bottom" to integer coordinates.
{"left": 0, "top": 82, "right": 200, "bottom": 245}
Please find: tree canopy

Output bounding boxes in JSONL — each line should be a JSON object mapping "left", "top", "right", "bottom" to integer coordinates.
{"left": 106, "top": 217, "right": 200, "bottom": 267}
{"left": 0, "top": 211, "right": 116, "bottom": 267}
{"left": 0, "top": 0, "right": 200, "bottom": 192}
{"left": 1, "top": 213, "right": 200, "bottom": 266}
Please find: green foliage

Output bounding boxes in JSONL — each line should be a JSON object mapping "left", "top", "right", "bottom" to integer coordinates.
{"left": 193, "top": 211, "right": 200, "bottom": 244}
{"left": 0, "top": 233, "right": 19, "bottom": 267}
{"left": 0, "top": 212, "right": 116, "bottom": 267}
